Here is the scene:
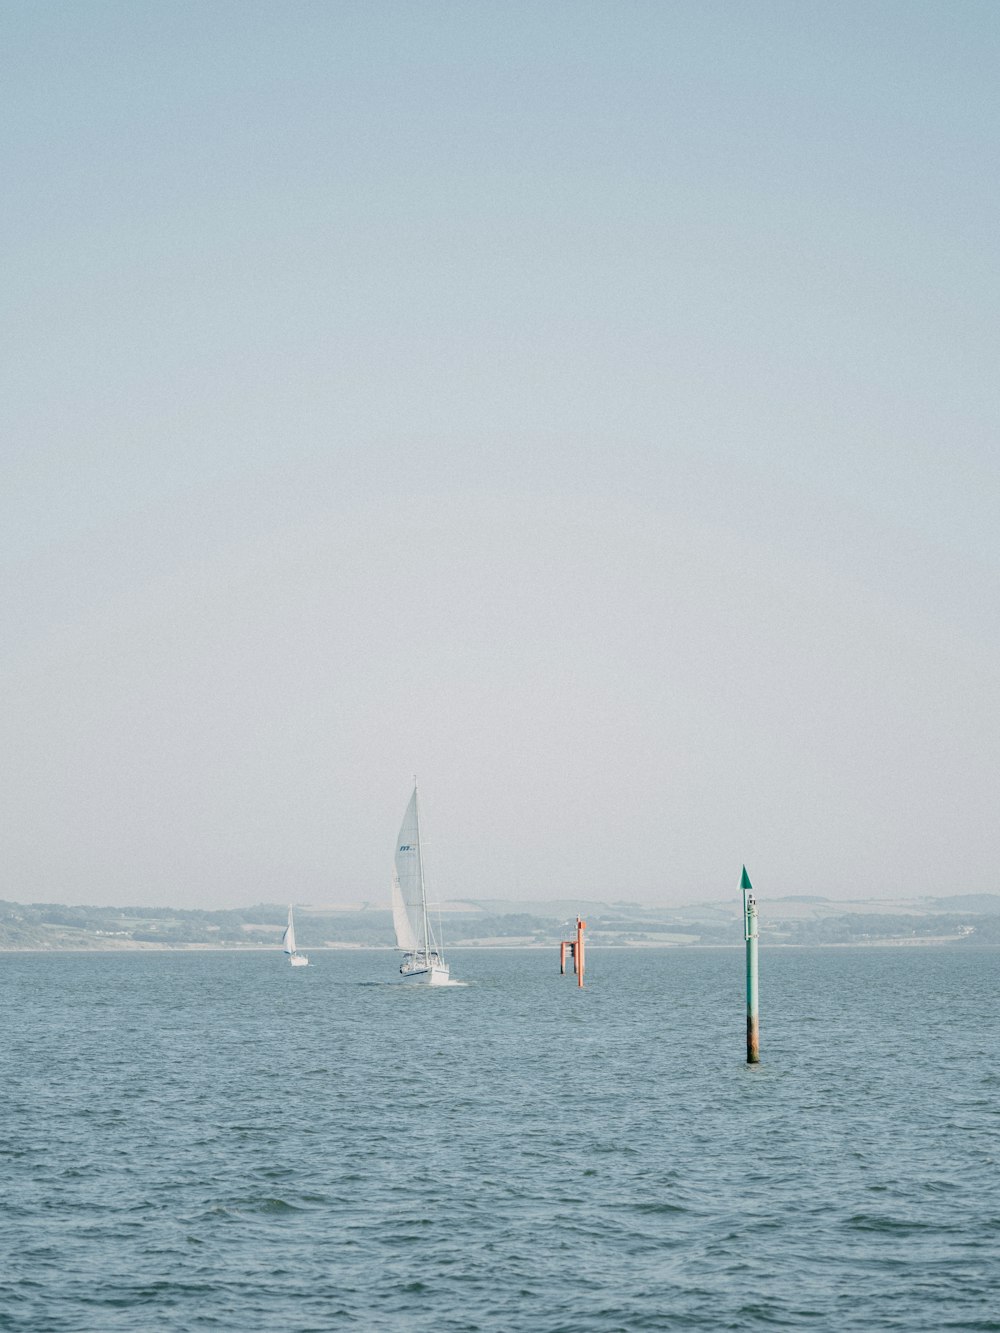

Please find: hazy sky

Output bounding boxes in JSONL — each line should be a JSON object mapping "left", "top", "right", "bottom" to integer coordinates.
{"left": 4, "top": 1, "right": 998, "bottom": 909}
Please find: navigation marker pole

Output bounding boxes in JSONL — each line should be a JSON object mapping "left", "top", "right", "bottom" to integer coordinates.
{"left": 742, "top": 866, "right": 760, "bottom": 1064}
{"left": 558, "top": 917, "right": 586, "bottom": 987}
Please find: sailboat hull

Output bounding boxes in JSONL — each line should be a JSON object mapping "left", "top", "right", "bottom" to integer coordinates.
{"left": 398, "top": 955, "right": 450, "bottom": 985}
{"left": 289, "top": 954, "right": 309, "bottom": 967}
{"left": 399, "top": 965, "right": 450, "bottom": 985}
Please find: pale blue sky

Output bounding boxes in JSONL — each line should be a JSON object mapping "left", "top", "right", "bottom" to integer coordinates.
{"left": 3, "top": 2, "right": 998, "bottom": 907}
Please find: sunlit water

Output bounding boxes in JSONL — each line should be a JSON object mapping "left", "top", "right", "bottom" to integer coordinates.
{"left": 1, "top": 947, "right": 997, "bottom": 1330}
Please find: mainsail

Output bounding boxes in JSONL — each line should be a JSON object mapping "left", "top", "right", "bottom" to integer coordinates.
{"left": 283, "top": 906, "right": 296, "bottom": 955}
{"left": 392, "top": 787, "right": 433, "bottom": 954}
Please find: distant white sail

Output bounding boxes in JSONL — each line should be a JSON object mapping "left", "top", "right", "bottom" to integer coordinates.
{"left": 283, "top": 904, "right": 309, "bottom": 964}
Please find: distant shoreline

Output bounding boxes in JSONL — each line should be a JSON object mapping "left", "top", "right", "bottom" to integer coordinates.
{"left": 3, "top": 892, "right": 995, "bottom": 951}
{"left": 0, "top": 937, "right": 984, "bottom": 954}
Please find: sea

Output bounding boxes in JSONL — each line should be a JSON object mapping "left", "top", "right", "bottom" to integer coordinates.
{"left": 1, "top": 946, "right": 997, "bottom": 1331}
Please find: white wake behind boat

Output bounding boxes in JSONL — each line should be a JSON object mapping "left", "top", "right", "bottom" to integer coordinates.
{"left": 282, "top": 904, "right": 309, "bottom": 967}
{"left": 390, "top": 784, "right": 452, "bottom": 985}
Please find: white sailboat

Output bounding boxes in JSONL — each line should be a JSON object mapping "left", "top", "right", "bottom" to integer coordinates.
{"left": 391, "top": 784, "right": 452, "bottom": 985}
{"left": 282, "top": 904, "right": 309, "bottom": 967}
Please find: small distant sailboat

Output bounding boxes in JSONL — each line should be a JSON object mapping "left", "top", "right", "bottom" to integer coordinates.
{"left": 390, "top": 783, "right": 452, "bottom": 985}
{"left": 282, "top": 904, "right": 309, "bottom": 967}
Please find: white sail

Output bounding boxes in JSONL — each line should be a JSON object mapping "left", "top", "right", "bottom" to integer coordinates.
{"left": 390, "top": 871, "right": 419, "bottom": 951}
{"left": 393, "top": 788, "right": 430, "bottom": 952}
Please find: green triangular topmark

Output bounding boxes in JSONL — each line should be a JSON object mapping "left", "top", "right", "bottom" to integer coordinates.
{"left": 740, "top": 865, "right": 753, "bottom": 891}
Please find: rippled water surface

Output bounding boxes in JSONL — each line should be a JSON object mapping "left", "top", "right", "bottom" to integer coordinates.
{"left": 1, "top": 946, "right": 998, "bottom": 1330}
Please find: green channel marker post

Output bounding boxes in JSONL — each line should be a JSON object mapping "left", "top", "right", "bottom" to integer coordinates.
{"left": 742, "top": 866, "right": 760, "bottom": 1064}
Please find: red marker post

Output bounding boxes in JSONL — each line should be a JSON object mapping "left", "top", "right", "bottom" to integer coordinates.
{"left": 559, "top": 917, "right": 586, "bottom": 987}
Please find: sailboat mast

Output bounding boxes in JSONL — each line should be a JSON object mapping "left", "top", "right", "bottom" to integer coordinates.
{"left": 414, "top": 782, "right": 432, "bottom": 956}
